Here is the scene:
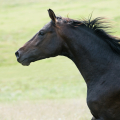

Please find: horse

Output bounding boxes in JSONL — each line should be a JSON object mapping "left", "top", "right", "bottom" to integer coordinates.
{"left": 15, "top": 9, "right": 120, "bottom": 120}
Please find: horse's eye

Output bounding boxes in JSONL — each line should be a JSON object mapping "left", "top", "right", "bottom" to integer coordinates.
{"left": 38, "top": 31, "right": 44, "bottom": 36}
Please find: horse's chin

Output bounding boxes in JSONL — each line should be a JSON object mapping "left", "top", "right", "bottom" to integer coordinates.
{"left": 21, "top": 62, "right": 30, "bottom": 66}
{"left": 20, "top": 56, "right": 48, "bottom": 66}
{"left": 20, "top": 58, "right": 36, "bottom": 66}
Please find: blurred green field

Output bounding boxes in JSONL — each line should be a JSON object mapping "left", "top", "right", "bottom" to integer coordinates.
{"left": 0, "top": 0, "right": 120, "bottom": 101}
{"left": 0, "top": 0, "right": 120, "bottom": 119}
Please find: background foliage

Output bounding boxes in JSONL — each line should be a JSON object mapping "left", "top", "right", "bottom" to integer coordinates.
{"left": 0, "top": 0, "right": 120, "bottom": 102}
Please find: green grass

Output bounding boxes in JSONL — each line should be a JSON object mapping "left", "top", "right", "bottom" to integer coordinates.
{"left": 0, "top": 57, "right": 86, "bottom": 102}
{"left": 0, "top": 0, "right": 120, "bottom": 102}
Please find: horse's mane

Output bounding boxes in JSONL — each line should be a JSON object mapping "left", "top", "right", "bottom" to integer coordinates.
{"left": 57, "top": 16, "right": 120, "bottom": 54}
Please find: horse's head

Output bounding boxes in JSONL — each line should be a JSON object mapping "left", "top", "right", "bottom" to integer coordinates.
{"left": 15, "top": 9, "right": 65, "bottom": 66}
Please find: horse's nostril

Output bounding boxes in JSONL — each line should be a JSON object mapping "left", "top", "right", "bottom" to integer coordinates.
{"left": 15, "top": 51, "right": 20, "bottom": 59}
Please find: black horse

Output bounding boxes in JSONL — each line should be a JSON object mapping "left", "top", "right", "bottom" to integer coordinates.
{"left": 15, "top": 9, "right": 120, "bottom": 120}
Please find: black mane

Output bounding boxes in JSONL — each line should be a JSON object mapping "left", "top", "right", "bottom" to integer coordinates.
{"left": 57, "top": 17, "right": 120, "bottom": 54}
{"left": 84, "top": 17, "right": 120, "bottom": 54}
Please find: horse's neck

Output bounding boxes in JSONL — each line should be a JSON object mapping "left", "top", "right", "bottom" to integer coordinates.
{"left": 61, "top": 27, "right": 116, "bottom": 84}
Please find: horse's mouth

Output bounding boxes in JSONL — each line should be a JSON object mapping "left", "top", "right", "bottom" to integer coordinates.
{"left": 19, "top": 56, "right": 48, "bottom": 66}
{"left": 20, "top": 57, "right": 41, "bottom": 66}
{"left": 21, "top": 59, "right": 31, "bottom": 66}
{"left": 19, "top": 58, "right": 36, "bottom": 66}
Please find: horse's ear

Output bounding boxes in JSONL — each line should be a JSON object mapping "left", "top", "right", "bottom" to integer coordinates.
{"left": 48, "top": 9, "right": 56, "bottom": 22}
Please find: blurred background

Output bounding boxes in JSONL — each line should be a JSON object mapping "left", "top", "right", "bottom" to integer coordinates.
{"left": 0, "top": 0, "right": 120, "bottom": 119}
